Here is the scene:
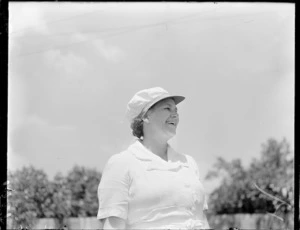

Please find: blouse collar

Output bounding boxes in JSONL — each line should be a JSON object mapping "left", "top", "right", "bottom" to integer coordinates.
{"left": 128, "top": 140, "right": 189, "bottom": 171}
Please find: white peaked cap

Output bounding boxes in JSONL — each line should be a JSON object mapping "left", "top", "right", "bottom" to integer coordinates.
{"left": 126, "top": 87, "right": 185, "bottom": 123}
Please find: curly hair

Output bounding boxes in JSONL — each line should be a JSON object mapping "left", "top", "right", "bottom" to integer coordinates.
{"left": 130, "top": 102, "right": 158, "bottom": 139}
{"left": 130, "top": 113, "right": 144, "bottom": 139}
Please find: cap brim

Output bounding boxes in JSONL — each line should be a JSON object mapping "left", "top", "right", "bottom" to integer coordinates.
{"left": 172, "top": 95, "right": 185, "bottom": 105}
{"left": 142, "top": 95, "right": 185, "bottom": 115}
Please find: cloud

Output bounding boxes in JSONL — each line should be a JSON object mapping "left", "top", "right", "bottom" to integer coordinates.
{"left": 93, "top": 39, "right": 125, "bottom": 63}
{"left": 9, "top": 3, "right": 49, "bottom": 35}
{"left": 25, "top": 114, "right": 76, "bottom": 131}
{"left": 8, "top": 114, "right": 78, "bottom": 177}
{"left": 44, "top": 49, "right": 89, "bottom": 77}
{"left": 26, "top": 114, "right": 49, "bottom": 127}
{"left": 8, "top": 114, "right": 76, "bottom": 156}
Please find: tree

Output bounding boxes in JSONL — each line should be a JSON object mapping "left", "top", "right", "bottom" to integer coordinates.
{"left": 47, "top": 172, "right": 72, "bottom": 227}
{"left": 7, "top": 166, "right": 53, "bottom": 228}
{"left": 205, "top": 138, "right": 294, "bottom": 216}
{"left": 7, "top": 165, "right": 102, "bottom": 228}
{"left": 249, "top": 138, "right": 294, "bottom": 212}
{"left": 205, "top": 157, "right": 273, "bottom": 214}
{"left": 65, "top": 165, "right": 102, "bottom": 217}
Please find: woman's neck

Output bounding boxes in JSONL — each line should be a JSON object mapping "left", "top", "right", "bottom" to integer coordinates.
{"left": 141, "top": 135, "right": 168, "bottom": 161}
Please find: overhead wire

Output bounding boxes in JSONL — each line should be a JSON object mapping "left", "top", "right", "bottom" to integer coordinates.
{"left": 10, "top": 4, "right": 270, "bottom": 59}
{"left": 10, "top": 9, "right": 208, "bottom": 40}
{"left": 9, "top": 5, "right": 116, "bottom": 36}
{"left": 123, "top": 27, "right": 165, "bottom": 74}
{"left": 11, "top": 25, "right": 156, "bottom": 58}
{"left": 11, "top": 9, "right": 219, "bottom": 59}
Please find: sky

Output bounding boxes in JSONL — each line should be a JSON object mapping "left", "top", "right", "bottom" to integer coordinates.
{"left": 8, "top": 2, "right": 294, "bottom": 193}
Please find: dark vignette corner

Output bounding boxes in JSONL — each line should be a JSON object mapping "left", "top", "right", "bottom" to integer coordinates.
{"left": 0, "top": 0, "right": 8, "bottom": 229}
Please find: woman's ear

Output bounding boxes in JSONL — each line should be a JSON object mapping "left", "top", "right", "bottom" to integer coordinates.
{"left": 143, "top": 110, "right": 151, "bottom": 123}
{"left": 143, "top": 118, "right": 150, "bottom": 123}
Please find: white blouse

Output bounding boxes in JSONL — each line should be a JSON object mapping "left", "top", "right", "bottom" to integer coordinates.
{"left": 97, "top": 140, "right": 210, "bottom": 229}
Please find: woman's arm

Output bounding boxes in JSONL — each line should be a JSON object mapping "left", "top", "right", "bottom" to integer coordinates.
{"left": 102, "top": 216, "right": 126, "bottom": 230}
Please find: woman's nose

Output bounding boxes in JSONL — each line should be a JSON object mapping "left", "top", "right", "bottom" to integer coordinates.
{"left": 171, "top": 111, "right": 179, "bottom": 118}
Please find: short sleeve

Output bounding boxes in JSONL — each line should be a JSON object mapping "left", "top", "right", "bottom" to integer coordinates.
{"left": 97, "top": 153, "right": 131, "bottom": 221}
{"left": 186, "top": 155, "right": 209, "bottom": 211}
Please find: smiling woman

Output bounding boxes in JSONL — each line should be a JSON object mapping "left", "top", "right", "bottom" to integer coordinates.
{"left": 97, "top": 87, "right": 210, "bottom": 229}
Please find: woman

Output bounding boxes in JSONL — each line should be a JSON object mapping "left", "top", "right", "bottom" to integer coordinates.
{"left": 97, "top": 87, "right": 210, "bottom": 229}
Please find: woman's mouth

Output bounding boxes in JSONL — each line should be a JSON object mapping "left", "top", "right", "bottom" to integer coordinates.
{"left": 166, "top": 121, "right": 176, "bottom": 126}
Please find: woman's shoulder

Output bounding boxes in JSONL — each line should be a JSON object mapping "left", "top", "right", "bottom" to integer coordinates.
{"left": 106, "top": 149, "right": 135, "bottom": 166}
{"left": 101, "top": 149, "right": 136, "bottom": 178}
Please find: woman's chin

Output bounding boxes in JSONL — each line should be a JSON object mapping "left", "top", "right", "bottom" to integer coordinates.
{"left": 165, "top": 131, "right": 176, "bottom": 140}
{"left": 155, "top": 129, "right": 176, "bottom": 141}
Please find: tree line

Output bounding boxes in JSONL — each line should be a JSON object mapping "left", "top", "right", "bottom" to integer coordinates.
{"left": 7, "top": 165, "right": 102, "bottom": 228}
{"left": 205, "top": 138, "right": 294, "bottom": 227}
{"left": 5, "top": 138, "right": 294, "bottom": 228}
